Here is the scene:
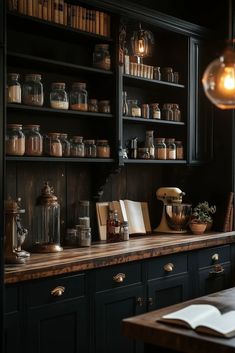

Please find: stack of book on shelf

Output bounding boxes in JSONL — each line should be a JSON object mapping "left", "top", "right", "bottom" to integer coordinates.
{"left": 96, "top": 200, "right": 151, "bottom": 240}
{"left": 8, "top": 0, "right": 111, "bottom": 37}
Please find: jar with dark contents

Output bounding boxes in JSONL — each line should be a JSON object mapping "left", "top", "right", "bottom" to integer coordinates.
{"left": 84, "top": 139, "right": 96, "bottom": 158}
{"left": 24, "top": 124, "right": 43, "bottom": 156}
{"left": 70, "top": 136, "right": 85, "bottom": 157}
{"left": 96, "top": 140, "right": 110, "bottom": 158}
{"left": 162, "top": 104, "right": 173, "bottom": 121}
{"left": 59, "top": 133, "right": 70, "bottom": 157}
{"left": 162, "top": 67, "right": 174, "bottom": 82}
{"left": 172, "top": 104, "right": 181, "bottom": 122}
{"left": 99, "top": 100, "right": 111, "bottom": 113}
{"left": 88, "top": 99, "right": 98, "bottom": 112}
{"left": 155, "top": 138, "right": 166, "bottom": 160}
{"left": 150, "top": 103, "right": 161, "bottom": 119}
{"left": 6, "top": 124, "right": 25, "bottom": 156}
{"left": 22, "top": 74, "right": 44, "bottom": 106}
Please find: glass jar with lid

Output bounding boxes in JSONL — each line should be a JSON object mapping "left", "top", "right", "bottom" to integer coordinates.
{"left": 24, "top": 124, "right": 43, "bottom": 156}
{"left": 96, "top": 140, "right": 110, "bottom": 158}
{"left": 7, "top": 73, "right": 21, "bottom": 104}
{"left": 150, "top": 103, "right": 161, "bottom": 119}
{"left": 84, "top": 139, "right": 96, "bottom": 158}
{"left": 88, "top": 99, "right": 98, "bottom": 112}
{"left": 70, "top": 82, "right": 88, "bottom": 111}
{"left": 22, "top": 74, "right": 44, "bottom": 106}
{"left": 127, "top": 100, "right": 141, "bottom": 117}
{"left": 138, "top": 147, "right": 150, "bottom": 159}
{"left": 59, "top": 133, "right": 70, "bottom": 157}
{"left": 162, "top": 103, "right": 173, "bottom": 121}
{"left": 162, "top": 67, "right": 174, "bottom": 82}
{"left": 145, "top": 130, "right": 155, "bottom": 159}
{"left": 50, "top": 82, "right": 69, "bottom": 110}
{"left": 6, "top": 124, "right": 25, "bottom": 156}
{"left": 93, "top": 44, "right": 111, "bottom": 71}
{"left": 70, "top": 136, "right": 85, "bottom": 157}
{"left": 172, "top": 104, "right": 181, "bottom": 122}
{"left": 165, "top": 138, "right": 176, "bottom": 160}
{"left": 99, "top": 100, "right": 111, "bottom": 113}
{"left": 47, "top": 133, "right": 62, "bottom": 157}
{"left": 175, "top": 140, "right": 184, "bottom": 159}
{"left": 153, "top": 66, "right": 161, "bottom": 81}
{"left": 155, "top": 137, "right": 166, "bottom": 160}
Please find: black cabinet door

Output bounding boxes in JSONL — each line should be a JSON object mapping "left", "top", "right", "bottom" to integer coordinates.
{"left": 147, "top": 275, "right": 189, "bottom": 311}
{"left": 4, "top": 313, "right": 21, "bottom": 353}
{"left": 26, "top": 297, "right": 88, "bottom": 353}
{"left": 95, "top": 285, "right": 145, "bottom": 353}
{"left": 198, "top": 263, "right": 231, "bottom": 296}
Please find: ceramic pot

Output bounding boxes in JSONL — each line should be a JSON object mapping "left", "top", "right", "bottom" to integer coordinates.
{"left": 189, "top": 222, "right": 207, "bottom": 235}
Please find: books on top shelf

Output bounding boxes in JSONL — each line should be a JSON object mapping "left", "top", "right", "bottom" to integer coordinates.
{"left": 158, "top": 304, "right": 235, "bottom": 338}
{"left": 8, "top": 0, "right": 111, "bottom": 37}
{"left": 96, "top": 200, "right": 151, "bottom": 240}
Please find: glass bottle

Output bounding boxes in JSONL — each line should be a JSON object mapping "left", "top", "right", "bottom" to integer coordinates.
{"left": 175, "top": 140, "right": 184, "bottom": 159}
{"left": 141, "top": 104, "right": 150, "bottom": 119}
{"left": 150, "top": 103, "right": 161, "bottom": 119}
{"left": 120, "top": 221, "right": 129, "bottom": 241}
{"left": 122, "top": 91, "right": 128, "bottom": 116}
{"left": 99, "top": 100, "right": 111, "bottom": 113}
{"left": 70, "top": 136, "right": 85, "bottom": 157}
{"left": 22, "top": 74, "right": 44, "bottom": 106}
{"left": 106, "top": 209, "right": 121, "bottom": 243}
{"left": 59, "top": 133, "right": 70, "bottom": 157}
{"left": 96, "top": 140, "right": 110, "bottom": 158}
{"left": 172, "top": 104, "right": 181, "bottom": 122}
{"left": 7, "top": 73, "right": 21, "bottom": 103}
{"left": 145, "top": 130, "right": 155, "bottom": 159}
{"left": 70, "top": 82, "right": 88, "bottom": 111}
{"left": 24, "top": 124, "right": 43, "bottom": 156}
{"left": 162, "top": 103, "right": 173, "bottom": 121}
{"left": 78, "top": 200, "right": 90, "bottom": 227}
{"left": 162, "top": 67, "right": 174, "bottom": 82}
{"left": 153, "top": 66, "right": 161, "bottom": 80}
{"left": 127, "top": 99, "right": 141, "bottom": 117}
{"left": 138, "top": 147, "right": 150, "bottom": 159}
{"left": 173, "top": 71, "right": 179, "bottom": 83}
{"left": 50, "top": 82, "right": 69, "bottom": 110}
{"left": 165, "top": 138, "right": 176, "bottom": 160}
{"left": 88, "top": 99, "right": 98, "bottom": 112}
{"left": 155, "top": 137, "right": 166, "bottom": 160}
{"left": 129, "top": 137, "right": 138, "bottom": 159}
{"left": 6, "top": 124, "right": 25, "bottom": 156}
{"left": 84, "top": 139, "right": 97, "bottom": 157}
{"left": 47, "top": 133, "right": 62, "bottom": 157}
{"left": 93, "top": 44, "right": 111, "bottom": 71}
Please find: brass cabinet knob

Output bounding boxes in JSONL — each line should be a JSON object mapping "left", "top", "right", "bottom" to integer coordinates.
{"left": 113, "top": 273, "right": 126, "bottom": 283}
{"left": 136, "top": 297, "right": 144, "bottom": 307}
{"left": 51, "top": 286, "right": 65, "bottom": 297}
{"left": 164, "top": 263, "right": 174, "bottom": 272}
{"left": 212, "top": 253, "right": 219, "bottom": 262}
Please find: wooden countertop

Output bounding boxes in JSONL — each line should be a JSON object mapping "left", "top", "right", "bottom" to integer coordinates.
{"left": 5, "top": 231, "right": 235, "bottom": 284}
{"left": 122, "top": 287, "right": 235, "bottom": 353}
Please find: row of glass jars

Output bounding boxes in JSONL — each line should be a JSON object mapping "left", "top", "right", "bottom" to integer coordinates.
{"left": 7, "top": 73, "right": 111, "bottom": 113}
{"left": 6, "top": 124, "right": 111, "bottom": 158}
{"left": 139, "top": 138, "right": 183, "bottom": 160}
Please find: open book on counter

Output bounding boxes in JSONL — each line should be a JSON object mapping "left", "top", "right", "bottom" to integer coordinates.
{"left": 158, "top": 304, "right": 235, "bottom": 338}
{"left": 96, "top": 200, "right": 151, "bottom": 240}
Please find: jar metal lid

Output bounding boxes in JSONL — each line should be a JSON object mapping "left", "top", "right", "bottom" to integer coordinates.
{"left": 59, "top": 133, "right": 68, "bottom": 138}
{"left": 51, "top": 82, "right": 66, "bottom": 89}
{"left": 84, "top": 139, "right": 95, "bottom": 144}
{"left": 165, "top": 138, "right": 175, "bottom": 143}
{"left": 23, "top": 124, "right": 40, "bottom": 129}
{"left": 155, "top": 138, "right": 165, "bottom": 142}
{"left": 47, "top": 132, "right": 60, "bottom": 137}
{"left": 25, "top": 74, "right": 42, "bottom": 80}
{"left": 72, "top": 82, "right": 86, "bottom": 88}
{"left": 88, "top": 99, "right": 98, "bottom": 104}
{"left": 99, "top": 100, "right": 110, "bottom": 104}
{"left": 8, "top": 72, "right": 20, "bottom": 77}
{"left": 72, "top": 135, "right": 83, "bottom": 140}
{"left": 7, "top": 124, "right": 23, "bottom": 128}
{"left": 96, "top": 139, "right": 109, "bottom": 144}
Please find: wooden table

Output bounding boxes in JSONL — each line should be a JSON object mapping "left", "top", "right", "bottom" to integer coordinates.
{"left": 123, "top": 287, "right": 235, "bottom": 353}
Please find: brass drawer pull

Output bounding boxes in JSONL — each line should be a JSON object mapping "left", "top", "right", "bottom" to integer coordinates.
{"left": 136, "top": 297, "right": 144, "bottom": 307}
{"left": 164, "top": 263, "right": 174, "bottom": 272}
{"left": 113, "top": 273, "right": 126, "bottom": 283}
{"left": 51, "top": 286, "right": 65, "bottom": 297}
{"left": 212, "top": 253, "right": 219, "bottom": 262}
{"left": 210, "top": 264, "right": 224, "bottom": 276}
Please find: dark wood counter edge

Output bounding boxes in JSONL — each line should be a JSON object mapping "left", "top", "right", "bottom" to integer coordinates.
{"left": 122, "top": 287, "right": 235, "bottom": 353}
{"left": 4, "top": 232, "right": 235, "bottom": 284}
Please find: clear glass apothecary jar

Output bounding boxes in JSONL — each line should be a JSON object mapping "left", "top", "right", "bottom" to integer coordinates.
{"left": 165, "top": 138, "right": 176, "bottom": 160}
{"left": 84, "top": 139, "right": 96, "bottom": 158}
{"left": 22, "top": 74, "right": 44, "bottom": 106}
{"left": 59, "top": 133, "right": 70, "bottom": 157}
{"left": 24, "top": 124, "right": 43, "bottom": 156}
{"left": 46, "top": 133, "right": 62, "bottom": 157}
{"left": 7, "top": 73, "right": 21, "bottom": 104}
{"left": 155, "top": 137, "right": 166, "bottom": 160}
{"left": 50, "top": 82, "right": 69, "bottom": 110}
{"left": 70, "top": 82, "right": 88, "bottom": 111}
{"left": 127, "top": 99, "right": 141, "bottom": 117}
{"left": 6, "top": 124, "right": 25, "bottom": 156}
{"left": 70, "top": 136, "right": 85, "bottom": 157}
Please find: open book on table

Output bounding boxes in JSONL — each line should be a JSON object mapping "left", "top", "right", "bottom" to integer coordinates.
{"left": 96, "top": 199, "right": 151, "bottom": 240}
{"left": 158, "top": 304, "right": 235, "bottom": 338}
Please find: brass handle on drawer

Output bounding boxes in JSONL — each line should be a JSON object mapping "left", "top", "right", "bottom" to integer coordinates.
{"left": 148, "top": 297, "right": 153, "bottom": 306}
{"left": 210, "top": 264, "right": 224, "bottom": 276}
{"left": 51, "top": 286, "right": 65, "bottom": 297}
{"left": 164, "top": 263, "right": 174, "bottom": 272}
{"left": 212, "top": 253, "right": 219, "bottom": 262}
{"left": 136, "top": 297, "right": 144, "bottom": 307}
{"left": 113, "top": 273, "right": 126, "bottom": 283}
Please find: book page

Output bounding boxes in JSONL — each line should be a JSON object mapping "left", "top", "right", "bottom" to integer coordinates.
{"left": 196, "top": 310, "right": 235, "bottom": 337}
{"left": 161, "top": 304, "right": 221, "bottom": 329}
{"left": 123, "top": 200, "right": 146, "bottom": 234}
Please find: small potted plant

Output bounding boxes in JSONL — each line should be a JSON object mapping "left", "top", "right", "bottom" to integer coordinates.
{"left": 189, "top": 201, "right": 216, "bottom": 235}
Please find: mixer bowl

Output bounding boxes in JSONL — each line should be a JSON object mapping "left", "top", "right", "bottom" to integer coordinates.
{"left": 165, "top": 203, "right": 192, "bottom": 231}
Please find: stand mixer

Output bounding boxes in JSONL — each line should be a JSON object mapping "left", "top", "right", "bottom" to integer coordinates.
{"left": 154, "top": 187, "right": 191, "bottom": 233}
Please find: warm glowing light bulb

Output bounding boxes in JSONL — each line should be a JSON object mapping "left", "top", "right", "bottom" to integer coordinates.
{"left": 138, "top": 39, "right": 145, "bottom": 54}
{"left": 221, "top": 67, "right": 235, "bottom": 90}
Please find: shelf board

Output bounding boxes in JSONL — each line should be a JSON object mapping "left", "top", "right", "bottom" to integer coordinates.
{"left": 7, "top": 52, "right": 114, "bottom": 77}
{"left": 6, "top": 156, "right": 115, "bottom": 163}
{"left": 123, "top": 116, "right": 185, "bottom": 126}
{"left": 7, "top": 12, "right": 113, "bottom": 43}
{"left": 123, "top": 74, "right": 185, "bottom": 88}
{"left": 7, "top": 104, "right": 113, "bottom": 118}
{"left": 123, "top": 159, "right": 187, "bottom": 164}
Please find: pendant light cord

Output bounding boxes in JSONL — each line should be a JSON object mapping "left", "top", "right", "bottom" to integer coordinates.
{"left": 228, "top": 0, "right": 233, "bottom": 41}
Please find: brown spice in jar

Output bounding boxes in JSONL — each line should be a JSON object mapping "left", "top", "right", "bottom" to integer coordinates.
{"left": 96, "top": 140, "right": 110, "bottom": 158}
{"left": 70, "top": 103, "right": 88, "bottom": 111}
{"left": 23, "top": 94, "right": 43, "bottom": 106}
{"left": 6, "top": 137, "right": 25, "bottom": 155}
{"left": 25, "top": 136, "right": 43, "bottom": 156}
{"left": 47, "top": 133, "right": 62, "bottom": 157}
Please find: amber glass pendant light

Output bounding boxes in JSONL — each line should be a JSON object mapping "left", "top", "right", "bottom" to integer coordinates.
{"left": 131, "top": 23, "right": 154, "bottom": 62}
{"left": 202, "top": 0, "right": 235, "bottom": 109}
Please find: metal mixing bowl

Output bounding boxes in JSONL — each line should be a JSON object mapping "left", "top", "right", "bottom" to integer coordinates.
{"left": 165, "top": 203, "right": 192, "bottom": 231}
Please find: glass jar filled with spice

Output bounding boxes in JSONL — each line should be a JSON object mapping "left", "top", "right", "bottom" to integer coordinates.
{"left": 24, "top": 124, "right": 43, "bottom": 156}
{"left": 50, "top": 82, "right": 69, "bottom": 110}
{"left": 172, "top": 103, "right": 181, "bottom": 122}
{"left": 7, "top": 73, "right": 21, "bottom": 104}
{"left": 162, "top": 67, "right": 174, "bottom": 82}
{"left": 99, "top": 100, "right": 111, "bottom": 113}
{"left": 93, "top": 44, "right": 111, "bottom": 71}
{"left": 155, "top": 137, "right": 166, "bottom": 160}
{"left": 22, "top": 74, "right": 44, "bottom": 106}
{"left": 84, "top": 139, "right": 96, "bottom": 158}
{"left": 6, "top": 124, "right": 25, "bottom": 156}
{"left": 70, "top": 136, "right": 85, "bottom": 157}
{"left": 88, "top": 99, "right": 98, "bottom": 112}
{"left": 127, "top": 100, "right": 141, "bottom": 117}
{"left": 70, "top": 82, "right": 88, "bottom": 111}
{"left": 59, "top": 133, "right": 70, "bottom": 157}
{"left": 153, "top": 66, "right": 161, "bottom": 81}
{"left": 47, "top": 133, "right": 62, "bottom": 157}
{"left": 145, "top": 130, "right": 155, "bottom": 159}
{"left": 138, "top": 147, "right": 150, "bottom": 159}
{"left": 162, "top": 103, "right": 173, "bottom": 121}
{"left": 165, "top": 138, "right": 176, "bottom": 160}
{"left": 150, "top": 103, "right": 161, "bottom": 119}
{"left": 175, "top": 140, "right": 184, "bottom": 159}
{"left": 96, "top": 140, "right": 110, "bottom": 158}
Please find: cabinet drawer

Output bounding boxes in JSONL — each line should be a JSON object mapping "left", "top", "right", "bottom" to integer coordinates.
{"left": 5, "top": 285, "right": 20, "bottom": 313}
{"left": 198, "top": 245, "right": 230, "bottom": 269}
{"left": 95, "top": 262, "right": 142, "bottom": 292}
{"left": 148, "top": 253, "right": 188, "bottom": 280}
{"left": 27, "top": 273, "right": 86, "bottom": 307}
